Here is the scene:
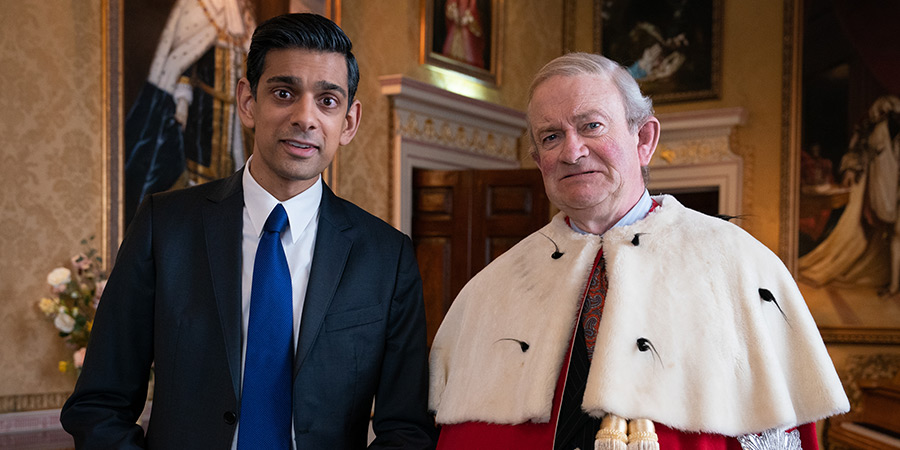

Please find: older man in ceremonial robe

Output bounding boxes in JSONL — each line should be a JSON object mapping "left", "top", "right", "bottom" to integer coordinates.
{"left": 428, "top": 53, "right": 849, "bottom": 450}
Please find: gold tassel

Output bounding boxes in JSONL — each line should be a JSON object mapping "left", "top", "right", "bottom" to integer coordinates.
{"left": 594, "top": 414, "right": 627, "bottom": 450}
{"left": 626, "top": 418, "right": 659, "bottom": 450}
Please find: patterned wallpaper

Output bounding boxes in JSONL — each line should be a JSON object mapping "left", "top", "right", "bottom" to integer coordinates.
{"left": 0, "top": 1, "right": 103, "bottom": 403}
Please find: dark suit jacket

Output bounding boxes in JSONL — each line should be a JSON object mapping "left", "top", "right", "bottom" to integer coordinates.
{"left": 61, "top": 170, "right": 436, "bottom": 449}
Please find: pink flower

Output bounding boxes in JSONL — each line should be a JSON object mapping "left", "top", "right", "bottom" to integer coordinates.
{"left": 71, "top": 253, "right": 92, "bottom": 271}
{"left": 73, "top": 347, "right": 86, "bottom": 368}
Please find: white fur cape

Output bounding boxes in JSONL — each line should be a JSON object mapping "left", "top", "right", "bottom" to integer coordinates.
{"left": 429, "top": 195, "right": 849, "bottom": 437}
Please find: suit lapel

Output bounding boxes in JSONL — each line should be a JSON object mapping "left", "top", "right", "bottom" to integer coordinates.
{"left": 202, "top": 170, "right": 245, "bottom": 400}
{"left": 294, "top": 184, "right": 352, "bottom": 376}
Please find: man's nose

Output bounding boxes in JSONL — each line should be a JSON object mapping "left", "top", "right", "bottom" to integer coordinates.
{"left": 290, "top": 96, "right": 317, "bottom": 130}
{"left": 560, "top": 134, "right": 588, "bottom": 164}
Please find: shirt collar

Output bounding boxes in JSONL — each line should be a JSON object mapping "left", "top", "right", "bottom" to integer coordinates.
{"left": 569, "top": 189, "right": 652, "bottom": 235}
{"left": 242, "top": 156, "right": 323, "bottom": 244}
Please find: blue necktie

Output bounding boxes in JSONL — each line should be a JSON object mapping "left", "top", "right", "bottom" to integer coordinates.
{"left": 238, "top": 204, "right": 292, "bottom": 449}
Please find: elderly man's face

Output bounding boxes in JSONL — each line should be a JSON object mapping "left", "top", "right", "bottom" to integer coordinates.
{"left": 528, "top": 74, "right": 655, "bottom": 230}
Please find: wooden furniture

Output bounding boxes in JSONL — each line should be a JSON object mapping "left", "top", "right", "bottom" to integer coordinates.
{"left": 828, "top": 372, "right": 900, "bottom": 449}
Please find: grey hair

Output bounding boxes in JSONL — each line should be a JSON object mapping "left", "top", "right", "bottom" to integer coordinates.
{"left": 528, "top": 52, "right": 654, "bottom": 135}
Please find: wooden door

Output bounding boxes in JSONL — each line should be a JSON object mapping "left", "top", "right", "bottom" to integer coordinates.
{"left": 412, "top": 168, "right": 550, "bottom": 346}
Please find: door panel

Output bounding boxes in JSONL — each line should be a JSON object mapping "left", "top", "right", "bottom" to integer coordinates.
{"left": 412, "top": 168, "right": 549, "bottom": 346}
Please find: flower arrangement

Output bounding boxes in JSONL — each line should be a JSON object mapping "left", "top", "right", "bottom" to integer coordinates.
{"left": 36, "top": 237, "right": 107, "bottom": 376}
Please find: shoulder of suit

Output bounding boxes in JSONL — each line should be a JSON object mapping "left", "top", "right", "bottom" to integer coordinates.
{"left": 325, "top": 193, "right": 409, "bottom": 240}
{"left": 150, "top": 176, "right": 236, "bottom": 206}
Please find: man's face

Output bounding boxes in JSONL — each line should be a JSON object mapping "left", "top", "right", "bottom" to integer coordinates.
{"left": 237, "top": 47, "right": 361, "bottom": 200}
{"left": 528, "top": 74, "right": 656, "bottom": 230}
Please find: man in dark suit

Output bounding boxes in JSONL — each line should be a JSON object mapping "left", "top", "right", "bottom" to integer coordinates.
{"left": 61, "top": 13, "right": 435, "bottom": 449}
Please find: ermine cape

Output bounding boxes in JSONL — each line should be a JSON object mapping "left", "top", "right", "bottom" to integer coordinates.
{"left": 429, "top": 195, "right": 849, "bottom": 437}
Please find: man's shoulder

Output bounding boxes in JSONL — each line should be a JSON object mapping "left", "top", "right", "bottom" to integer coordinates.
{"left": 150, "top": 173, "right": 240, "bottom": 206}
{"left": 650, "top": 195, "right": 761, "bottom": 241}
{"left": 614, "top": 194, "right": 781, "bottom": 262}
{"left": 323, "top": 192, "right": 408, "bottom": 241}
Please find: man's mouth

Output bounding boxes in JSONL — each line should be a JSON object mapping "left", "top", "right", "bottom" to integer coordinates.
{"left": 562, "top": 170, "right": 597, "bottom": 180}
{"left": 283, "top": 139, "right": 318, "bottom": 150}
{"left": 281, "top": 139, "right": 321, "bottom": 157}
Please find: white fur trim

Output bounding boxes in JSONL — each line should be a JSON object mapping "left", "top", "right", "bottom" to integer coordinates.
{"left": 429, "top": 195, "right": 849, "bottom": 435}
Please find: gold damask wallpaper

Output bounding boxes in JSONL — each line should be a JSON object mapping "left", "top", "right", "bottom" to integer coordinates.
{"left": 0, "top": 1, "right": 104, "bottom": 404}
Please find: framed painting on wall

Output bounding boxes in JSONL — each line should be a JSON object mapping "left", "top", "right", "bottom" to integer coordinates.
{"left": 421, "top": 0, "right": 503, "bottom": 85}
{"left": 120, "top": 0, "right": 343, "bottom": 231}
{"left": 289, "top": 0, "right": 339, "bottom": 18}
{"left": 781, "top": 0, "right": 900, "bottom": 345}
{"left": 596, "top": 0, "right": 721, "bottom": 103}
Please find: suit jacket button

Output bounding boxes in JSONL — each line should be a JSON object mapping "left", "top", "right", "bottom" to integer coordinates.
{"left": 223, "top": 411, "right": 236, "bottom": 425}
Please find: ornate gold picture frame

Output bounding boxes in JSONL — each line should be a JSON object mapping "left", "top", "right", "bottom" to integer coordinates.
{"left": 596, "top": 0, "right": 722, "bottom": 103}
{"left": 780, "top": 0, "right": 900, "bottom": 345}
{"left": 420, "top": 0, "right": 503, "bottom": 85}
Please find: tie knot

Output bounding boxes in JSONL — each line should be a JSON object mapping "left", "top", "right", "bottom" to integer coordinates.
{"left": 264, "top": 204, "right": 289, "bottom": 234}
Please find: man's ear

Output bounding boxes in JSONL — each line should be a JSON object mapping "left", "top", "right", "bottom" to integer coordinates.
{"left": 340, "top": 99, "right": 362, "bottom": 146}
{"left": 636, "top": 117, "right": 660, "bottom": 165}
{"left": 236, "top": 78, "right": 256, "bottom": 130}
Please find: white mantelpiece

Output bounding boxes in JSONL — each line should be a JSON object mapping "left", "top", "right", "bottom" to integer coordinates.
{"left": 649, "top": 107, "right": 747, "bottom": 216}
{"left": 380, "top": 75, "right": 525, "bottom": 233}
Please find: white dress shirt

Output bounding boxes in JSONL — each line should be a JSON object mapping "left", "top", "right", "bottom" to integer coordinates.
{"left": 569, "top": 189, "right": 652, "bottom": 235}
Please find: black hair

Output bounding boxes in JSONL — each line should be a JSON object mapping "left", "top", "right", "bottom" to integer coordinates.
{"left": 246, "top": 13, "right": 359, "bottom": 104}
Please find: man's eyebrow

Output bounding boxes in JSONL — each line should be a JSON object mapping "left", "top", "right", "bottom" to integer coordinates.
{"left": 532, "top": 123, "right": 561, "bottom": 138}
{"left": 573, "top": 109, "right": 606, "bottom": 122}
{"left": 266, "top": 75, "right": 301, "bottom": 86}
{"left": 315, "top": 80, "right": 347, "bottom": 99}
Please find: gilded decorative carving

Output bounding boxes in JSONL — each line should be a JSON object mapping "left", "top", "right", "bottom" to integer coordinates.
{"left": 839, "top": 353, "right": 900, "bottom": 410}
{"left": 0, "top": 393, "right": 71, "bottom": 415}
{"left": 819, "top": 327, "right": 900, "bottom": 346}
{"left": 649, "top": 136, "right": 738, "bottom": 167}
{"left": 393, "top": 110, "right": 519, "bottom": 161}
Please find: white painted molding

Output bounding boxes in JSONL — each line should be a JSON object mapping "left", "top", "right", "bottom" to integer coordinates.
{"left": 379, "top": 75, "right": 525, "bottom": 134}
{"left": 649, "top": 162, "right": 742, "bottom": 217}
{"left": 649, "top": 107, "right": 747, "bottom": 217}
{"left": 0, "top": 402, "right": 152, "bottom": 441}
{"left": 656, "top": 106, "right": 748, "bottom": 140}
{"left": 380, "top": 75, "right": 526, "bottom": 233}
{"left": 0, "top": 409, "right": 63, "bottom": 434}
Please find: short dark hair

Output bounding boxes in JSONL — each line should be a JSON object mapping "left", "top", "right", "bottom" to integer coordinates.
{"left": 246, "top": 13, "right": 359, "bottom": 105}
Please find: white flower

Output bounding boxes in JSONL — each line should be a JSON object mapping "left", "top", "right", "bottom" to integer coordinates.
{"left": 54, "top": 311, "right": 76, "bottom": 333}
{"left": 47, "top": 267, "right": 71, "bottom": 289}
{"left": 73, "top": 347, "right": 86, "bottom": 368}
{"left": 38, "top": 297, "right": 58, "bottom": 315}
